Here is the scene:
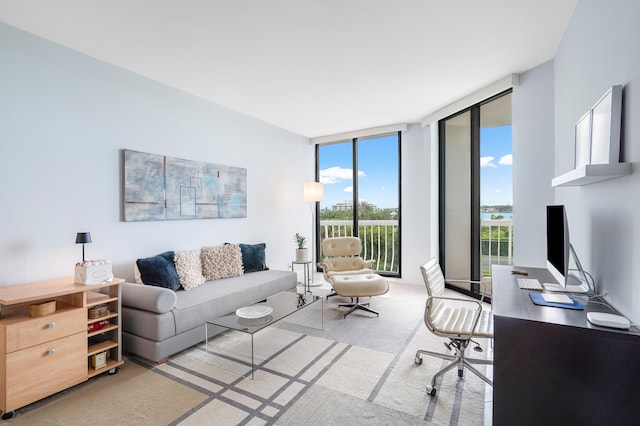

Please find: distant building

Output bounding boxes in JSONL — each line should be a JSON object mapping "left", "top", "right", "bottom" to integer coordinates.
{"left": 332, "top": 201, "right": 352, "bottom": 211}
{"left": 332, "top": 200, "right": 378, "bottom": 211}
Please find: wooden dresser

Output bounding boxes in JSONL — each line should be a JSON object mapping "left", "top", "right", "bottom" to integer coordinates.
{"left": 0, "top": 277, "right": 124, "bottom": 419}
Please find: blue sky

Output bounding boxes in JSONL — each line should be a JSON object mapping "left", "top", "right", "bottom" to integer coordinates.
{"left": 480, "top": 125, "right": 513, "bottom": 206}
{"left": 318, "top": 127, "right": 512, "bottom": 209}
{"left": 319, "top": 135, "right": 398, "bottom": 209}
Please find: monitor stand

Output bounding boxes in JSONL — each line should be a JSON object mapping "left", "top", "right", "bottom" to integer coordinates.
{"left": 542, "top": 282, "right": 589, "bottom": 293}
{"left": 543, "top": 244, "right": 592, "bottom": 294}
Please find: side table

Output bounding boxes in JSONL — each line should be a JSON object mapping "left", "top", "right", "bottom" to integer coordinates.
{"left": 291, "top": 260, "right": 311, "bottom": 293}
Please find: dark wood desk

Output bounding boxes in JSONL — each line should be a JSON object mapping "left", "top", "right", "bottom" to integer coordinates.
{"left": 492, "top": 265, "right": 640, "bottom": 426}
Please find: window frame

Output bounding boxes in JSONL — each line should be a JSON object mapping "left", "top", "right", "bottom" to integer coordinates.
{"left": 316, "top": 131, "right": 402, "bottom": 278}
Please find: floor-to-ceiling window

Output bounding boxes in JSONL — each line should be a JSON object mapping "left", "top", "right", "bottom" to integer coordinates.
{"left": 317, "top": 132, "right": 401, "bottom": 277}
{"left": 439, "top": 91, "right": 512, "bottom": 296}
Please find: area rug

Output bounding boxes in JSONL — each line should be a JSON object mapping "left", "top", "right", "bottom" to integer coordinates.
{"left": 7, "top": 285, "right": 491, "bottom": 425}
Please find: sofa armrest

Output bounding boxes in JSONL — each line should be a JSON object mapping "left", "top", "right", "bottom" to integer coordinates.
{"left": 122, "top": 282, "right": 177, "bottom": 314}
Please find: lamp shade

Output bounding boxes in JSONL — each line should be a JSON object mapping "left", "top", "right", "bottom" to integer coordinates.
{"left": 304, "top": 182, "right": 324, "bottom": 202}
{"left": 75, "top": 232, "right": 92, "bottom": 244}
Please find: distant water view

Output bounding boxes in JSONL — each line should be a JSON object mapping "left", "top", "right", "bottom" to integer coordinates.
{"left": 481, "top": 212, "right": 512, "bottom": 220}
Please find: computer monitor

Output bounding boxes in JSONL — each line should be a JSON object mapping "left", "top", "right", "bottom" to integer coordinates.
{"left": 544, "top": 205, "right": 591, "bottom": 293}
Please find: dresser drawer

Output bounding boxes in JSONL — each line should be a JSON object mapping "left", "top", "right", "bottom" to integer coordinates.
{"left": 5, "top": 332, "right": 86, "bottom": 411}
{"left": 4, "top": 308, "right": 85, "bottom": 353}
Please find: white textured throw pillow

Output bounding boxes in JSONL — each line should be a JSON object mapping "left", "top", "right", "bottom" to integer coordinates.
{"left": 174, "top": 249, "right": 206, "bottom": 290}
{"left": 201, "top": 244, "right": 244, "bottom": 280}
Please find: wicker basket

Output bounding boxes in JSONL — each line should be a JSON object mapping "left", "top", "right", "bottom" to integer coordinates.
{"left": 88, "top": 304, "right": 109, "bottom": 319}
{"left": 29, "top": 300, "right": 56, "bottom": 317}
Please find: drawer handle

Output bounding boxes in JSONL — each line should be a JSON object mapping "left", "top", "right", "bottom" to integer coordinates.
{"left": 48, "top": 322, "right": 56, "bottom": 329}
{"left": 47, "top": 349, "right": 56, "bottom": 356}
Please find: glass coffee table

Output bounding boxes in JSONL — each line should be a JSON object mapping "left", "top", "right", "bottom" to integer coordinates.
{"left": 205, "top": 290, "right": 322, "bottom": 379}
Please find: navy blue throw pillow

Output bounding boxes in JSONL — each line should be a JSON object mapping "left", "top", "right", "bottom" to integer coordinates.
{"left": 239, "top": 243, "right": 268, "bottom": 273}
{"left": 136, "top": 251, "right": 181, "bottom": 291}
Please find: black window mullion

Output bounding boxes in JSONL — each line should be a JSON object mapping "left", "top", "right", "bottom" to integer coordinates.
{"left": 438, "top": 120, "right": 447, "bottom": 274}
{"left": 470, "top": 107, "right": 481, "bottom": 291}
{"left": 314, "top": 143, "right": 321, "bottom": 272}
{"left": 352, "top": 138, "right": 359, "bottom": 238}
{"left": 396, "top": 131, "right": 402, "bottom": 278}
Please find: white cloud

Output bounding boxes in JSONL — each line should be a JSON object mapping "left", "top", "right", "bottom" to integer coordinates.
{"left": 319, "top": 166, "right": 366, "bottom": 184}
{"left": 480, "top": 156, "right": 496, "bottom": 168}
{"left": 499, "top": 154, "right": 512, "bottom": 166}
{"left": 344, "top": 186, "right": 353, "bottom": 193}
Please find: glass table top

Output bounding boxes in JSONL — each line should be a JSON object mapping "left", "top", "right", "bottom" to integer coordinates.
{"left": 208, "top": 290, "right": 321, "bottom": 335}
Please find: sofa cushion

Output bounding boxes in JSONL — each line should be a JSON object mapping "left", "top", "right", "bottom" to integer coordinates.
{"left": 239, "top": 243, "right": 269, "bottom": 273}
{"left": 201, "top": 244, "right": 243, "bottom": 280}
{"left": 172, "top": 270, "right": 297, "bottom": 334}
{"left": 136, "top": 251, "right": 181, "bottom": 291}
{"left": 174, "top": 249, "right": 206, "bottom": 290}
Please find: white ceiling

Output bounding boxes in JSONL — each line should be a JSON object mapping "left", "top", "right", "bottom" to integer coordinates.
{"left": 0, "top": 0, "right": 576, "bottom": 138}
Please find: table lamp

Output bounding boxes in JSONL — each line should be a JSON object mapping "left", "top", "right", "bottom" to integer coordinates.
{"left": 75, "top": 232, "right": 92, "bottom": 262}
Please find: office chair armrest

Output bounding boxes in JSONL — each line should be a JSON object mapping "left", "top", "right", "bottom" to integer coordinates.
{"left": 429, "top": 295, "right": 483, "bottom": 311}
{"left": 445, "top": 279, "right": 490, "bottom": 302}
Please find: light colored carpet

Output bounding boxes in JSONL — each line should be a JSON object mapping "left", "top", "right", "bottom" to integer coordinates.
{"left": 7, "top": 360, "right": 208, "bottom": 425}
{"left": 6, "top": 284, "right": 491, "bottom": 425}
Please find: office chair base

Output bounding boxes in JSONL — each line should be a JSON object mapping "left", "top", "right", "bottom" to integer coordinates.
{"left": 338, "top": 297, "right": 379, "bottom": 318}
{"left": 415, "top": 339, "right": 493, "bottom": 396}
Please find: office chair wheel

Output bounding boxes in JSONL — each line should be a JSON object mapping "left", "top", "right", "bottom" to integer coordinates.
{"left": 1, "top": 411, "right": 15, "bottom": 420}
{"left": 414, "top": 356, "right": 423, "bottom": 365}
{"left": 426, "top": 385, "right": 437, "bottom": 396}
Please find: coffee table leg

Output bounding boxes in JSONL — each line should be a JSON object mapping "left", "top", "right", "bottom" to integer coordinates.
{"left": 204, "top": 325, "right": 256, "bottom": 379}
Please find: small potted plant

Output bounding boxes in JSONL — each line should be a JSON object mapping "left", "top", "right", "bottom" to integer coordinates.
{"left": 294, "top": 233, "right": 309, "bottom": 262}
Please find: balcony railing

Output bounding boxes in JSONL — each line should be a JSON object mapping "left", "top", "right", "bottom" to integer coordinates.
{"left": 318, "top": 218, "right": 513, "bottom": 278}
{"left": 319, "top": 220, "right": 399, "bottom": 274}
{"left": 481, "top": 219, "right": 513, "bottom": 276}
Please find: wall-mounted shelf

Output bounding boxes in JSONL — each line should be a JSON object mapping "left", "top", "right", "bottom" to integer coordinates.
{"left": 552, "top": 162, "right": 631, "bottom": 187}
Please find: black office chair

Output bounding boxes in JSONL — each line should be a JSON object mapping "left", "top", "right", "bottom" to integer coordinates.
{"left": 415, "top": 258, "right": 494, "bottom": 396}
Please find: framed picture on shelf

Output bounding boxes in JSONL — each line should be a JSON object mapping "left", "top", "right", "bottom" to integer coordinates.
{"left": 574, "top": 111, "right": 591, "bottom": 168}
{"left": 590, "top": 85, "right": 622, "bottom": 164}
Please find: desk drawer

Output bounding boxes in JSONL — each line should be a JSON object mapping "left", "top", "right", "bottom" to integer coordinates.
{"left": 4, "top": 308, "right": 85, "bottom": 353}
{"left": 5, "top": 332, "right": 86, "bottom": 411}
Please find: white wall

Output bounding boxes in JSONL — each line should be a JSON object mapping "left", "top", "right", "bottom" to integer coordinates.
{"left": 399, "top": 123, "right": 431, "bottom": 285}
{"left": 0, "top": 23, "right": 312, "bottom": 286}
{"left": 553, "top": 0, "right": 640, "bottom": 323}
{"left": 512, "top": 60, "right": 556, "bottom": 267}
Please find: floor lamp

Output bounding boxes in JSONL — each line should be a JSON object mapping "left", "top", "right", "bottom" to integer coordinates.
{"left": 304, "top": 181, "right": 324, "bottom": 289}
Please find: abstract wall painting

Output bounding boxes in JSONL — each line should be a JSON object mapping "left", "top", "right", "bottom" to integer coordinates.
{"left": 123, "top": 150, "right": 247, "bottom": 221}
